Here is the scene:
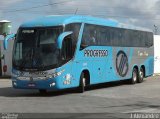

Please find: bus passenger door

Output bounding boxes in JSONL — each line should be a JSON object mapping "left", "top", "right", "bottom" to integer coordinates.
{"left": 60, "top": 36, "right": 74, "bottom": 86}
{"left": 61, "top": 37, "right": 73, "bottom": 61}
{"left": 61, "top": 36, "right": 79, "bottom": 87}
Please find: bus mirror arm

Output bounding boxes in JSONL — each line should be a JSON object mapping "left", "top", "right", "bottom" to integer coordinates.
{"left": 57, "top": 31, "right": 73, "bottom": 49}
{"left": 3, "top": 34, "right": 16, "bottom": 50}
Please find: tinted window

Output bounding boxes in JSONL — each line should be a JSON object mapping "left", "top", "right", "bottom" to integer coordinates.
{"left": 65, "top": 23, "right": 81, "bottom": 53}
{"left": 13, "top": 27, "right": 62, "bottom": 71}
{"left": 81, "top": 24, "right": 97, "bottom": 48}
{"left": 81, "top": 23, "right": 153, "bottom": 48}
{"left": 65, "top": 23, "right": 81, "bottom": 44}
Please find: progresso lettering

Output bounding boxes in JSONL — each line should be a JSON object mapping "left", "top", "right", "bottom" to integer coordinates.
{"left": 84, "top": 50, "right": 108, "bottom": 57}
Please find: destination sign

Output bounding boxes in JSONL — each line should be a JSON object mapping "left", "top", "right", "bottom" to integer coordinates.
{"left": 22, "top": 29, "right": 34, "bottom": 33}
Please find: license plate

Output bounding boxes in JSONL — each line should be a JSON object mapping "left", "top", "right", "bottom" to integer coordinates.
{"left": 28, "top": 83, "right": 36, "bottom": 87}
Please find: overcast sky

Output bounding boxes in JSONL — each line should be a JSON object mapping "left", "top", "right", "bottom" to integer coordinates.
{"left": 0, "top": 0, "right": 160, "bottom": 34}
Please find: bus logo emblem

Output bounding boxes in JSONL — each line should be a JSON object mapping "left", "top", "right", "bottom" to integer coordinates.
{"left": 116, "top": 51, "right": 129, "bottom": 77}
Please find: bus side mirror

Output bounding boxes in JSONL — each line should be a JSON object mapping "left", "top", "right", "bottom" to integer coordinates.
{"left": 57, "top": 31, "right": 73, "bottom": 49}
{"left": 3, "top": 34, "right": 15, "bottom": 50}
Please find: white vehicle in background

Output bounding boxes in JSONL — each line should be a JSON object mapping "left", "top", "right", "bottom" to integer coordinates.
{"left": 154, "top": 35, "right": 160, "bottom": 74}
{"left": 0, "top": 20, "right": 12, "bottom": 77}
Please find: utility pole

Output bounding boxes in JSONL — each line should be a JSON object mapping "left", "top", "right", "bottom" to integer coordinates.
{"left": 154, "top": 25, "right": 158, "bottom": 35}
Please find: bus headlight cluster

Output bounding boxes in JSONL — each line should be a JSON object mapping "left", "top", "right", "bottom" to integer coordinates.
{"left": 46, "top": 70, "right": 65, "bottom": 79}
{"left": 13, "top": 81, "right": 17, "bottom": 86}
{"left": 15, "top": 70, "right": 65, "bottom": 81}
{"left": 50, "top": 82, "right": 55, "bottom": 87}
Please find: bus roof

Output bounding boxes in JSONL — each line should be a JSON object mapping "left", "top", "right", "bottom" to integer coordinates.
{"left": 21, "top": 15, "right": 152, "bottom": 32}
{"left": 21, "top": 15, "right": 118, "bottom": 27}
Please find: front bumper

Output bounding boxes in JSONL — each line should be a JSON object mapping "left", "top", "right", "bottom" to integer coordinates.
{"left": 12, "top": 78, "right": 58, "bottom": 90}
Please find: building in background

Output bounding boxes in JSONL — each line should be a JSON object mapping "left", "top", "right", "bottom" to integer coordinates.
{"left": 0, "top": 40, "right": 14, "bottom": 76}
{"left": 0, "top": 20, "right": 11, "bottom": 36}
{"left": 0, "top": 20, "right": 12, "bottom": 77}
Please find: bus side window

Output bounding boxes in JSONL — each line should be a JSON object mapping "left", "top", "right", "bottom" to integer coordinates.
{"left": 65, "top": 23, "right": 81, "bottom": 53}
{"left": 97, "top": 26, "right": 106, "bottom": 46}
{"left": 80, "top": 25, "right": 89, "bottom": 50}
{"left": 89, "top": 29, "right": 97, "bottom": 45}
{"left": 61, "top": 36, "right": 73, "bottom": 61}
{"left": 145, "top": 32, "right": 153, "bottom": 47}
{"left": 80, "top": 24, "right": 97, "bottom": 50}
{"left": 105, "top": 28, "right": 111, "bottom": 46}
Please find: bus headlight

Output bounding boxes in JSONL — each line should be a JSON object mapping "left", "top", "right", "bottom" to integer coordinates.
{"left": 46, "top": 69, "right": 65, "bottom": 79}
{"left": 50, "top": 82, "right": 55, "bottom": 87}
{"left": 13, "top": 81, "right": 17, "bottom": 86}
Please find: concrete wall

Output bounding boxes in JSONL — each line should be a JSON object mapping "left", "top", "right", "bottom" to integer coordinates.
{"left": 0, "top": 40, "right": 14, "bottom": 76}
{"left": 154, "top": 35, "right": 160, "bottom": 74}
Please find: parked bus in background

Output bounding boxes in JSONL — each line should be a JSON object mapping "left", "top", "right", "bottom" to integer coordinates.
{"left": 4, "top": 15, "right": 154, "bottom": 93}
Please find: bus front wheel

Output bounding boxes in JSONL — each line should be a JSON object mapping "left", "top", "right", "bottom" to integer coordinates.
{"left": 131, "top": 68, "right": 138, "bottom": 84}
{"left": 78, "top": 72, "right": 86, "bottom": 93}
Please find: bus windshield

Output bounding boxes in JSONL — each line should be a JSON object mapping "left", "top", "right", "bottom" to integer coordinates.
{"left": 13, "top": 26, "right": 63, "bottom": 71}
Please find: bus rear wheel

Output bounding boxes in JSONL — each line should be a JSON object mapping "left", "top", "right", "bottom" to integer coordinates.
{"left": 131, "top": 68, "right": 138, "bottom": 84}
{"left": 137, "top": 67, "right": 144, "bottom": 83}
{"left": 78, "top": 72, "right": 86, "bottom": 93}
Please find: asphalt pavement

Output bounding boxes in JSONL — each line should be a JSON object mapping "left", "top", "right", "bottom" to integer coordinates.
{"left": 0, "top": 76, "right": 159, "bottom": 118}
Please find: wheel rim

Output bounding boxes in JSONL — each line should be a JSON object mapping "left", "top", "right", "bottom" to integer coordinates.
{"left": 140, "top": 69, "right": 144, "bottom": 79}
{"left": 133, "top": 71, "right": 137, "bottom": 82}
{"left": 83, "top": 78, "right": 86, "bottom": 87}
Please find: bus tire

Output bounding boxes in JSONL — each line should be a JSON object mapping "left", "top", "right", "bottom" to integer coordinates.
{"left": 137, "top": 67, "right": 144, "bottom": 83}
{"left": 39, "top": 89, "right": 47, "bottom": 94}
{"left": 78, "top": 72, "right": 86, "bottom": 93}
{"left": 131, "top": 68, "right": 138, "bottom": 84}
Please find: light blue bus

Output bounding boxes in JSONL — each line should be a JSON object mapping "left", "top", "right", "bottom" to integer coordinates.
{"left": 4, "top": 15, "right": 154, "bottom": 93}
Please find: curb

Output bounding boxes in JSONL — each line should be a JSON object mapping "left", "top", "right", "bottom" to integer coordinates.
{"left": 153, "top": 74, "right": 160, "bottom": 76}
